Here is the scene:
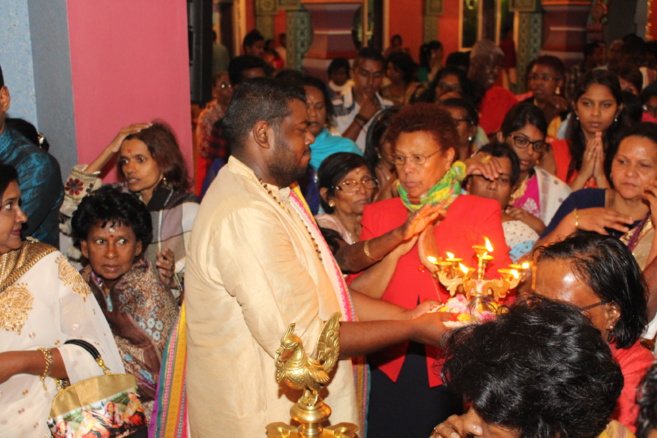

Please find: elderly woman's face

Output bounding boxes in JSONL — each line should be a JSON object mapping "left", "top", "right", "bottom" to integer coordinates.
{"left": 534, "top": 259, "right": 620, "bottom": 342}
{"left": 611, "top": 135, "right": 657, "bottom": 202}
{"left": 328, "top": 165, "right": 377, "bottom": 216}
{"left": 0, "top": 181, "right": 27, "bottom": 254}
{"left": 394, "top": 130, "right": 454, "bottom": 200}
{"left": 80, "top": 221, "right": 142, "bottom": 285}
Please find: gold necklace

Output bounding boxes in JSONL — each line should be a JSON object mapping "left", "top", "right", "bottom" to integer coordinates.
{"left": 257, "top": 178, "right": 323, "bottom": 261}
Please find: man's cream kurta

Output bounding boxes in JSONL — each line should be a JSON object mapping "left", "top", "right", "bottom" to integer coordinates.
{"left": 185, "top": 157, "right": 358, "bottom": 437}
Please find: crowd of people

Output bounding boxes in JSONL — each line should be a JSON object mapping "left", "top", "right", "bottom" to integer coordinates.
{"left": 4, "top": 27, "right": 657, "bottom": 438}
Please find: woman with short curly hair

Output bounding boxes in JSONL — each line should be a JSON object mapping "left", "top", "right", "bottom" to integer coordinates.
{"left": 72, "top": 185, "right": 179, "bottom": 415}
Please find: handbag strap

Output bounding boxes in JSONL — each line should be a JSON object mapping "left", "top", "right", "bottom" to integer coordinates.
{"left": 64, "top": 339, "right": 111, "bottom": 374}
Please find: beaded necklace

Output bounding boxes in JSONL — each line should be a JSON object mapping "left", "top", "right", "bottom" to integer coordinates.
{"left": 257, "top": 178, "right": 322, "bottom": 261}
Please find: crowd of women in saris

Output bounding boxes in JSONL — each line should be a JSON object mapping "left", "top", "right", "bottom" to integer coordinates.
{"left": 5, "top": 43, "right": 657, "bottom": 438}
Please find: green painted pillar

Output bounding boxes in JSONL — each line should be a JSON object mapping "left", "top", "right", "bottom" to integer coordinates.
{"left": 423, "top": 0, "right": 443, "bottom": 42}
{"left": 511, "top": 0, "right": 543, "bottom": 93}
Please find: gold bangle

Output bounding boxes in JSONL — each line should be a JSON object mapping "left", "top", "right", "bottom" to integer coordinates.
{"left": 363, "top": 240, "right": 379, "bottom": 262}
{"left": 38, "top": 347, "right": 53, "bottom": 391}
{"left": 573, "top": 208, "right": 579, "bottom": 229}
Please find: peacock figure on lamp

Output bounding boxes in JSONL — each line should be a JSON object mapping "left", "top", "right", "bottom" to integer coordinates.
{"left": 266, "top": 312, "right": 358, "bottom": 438}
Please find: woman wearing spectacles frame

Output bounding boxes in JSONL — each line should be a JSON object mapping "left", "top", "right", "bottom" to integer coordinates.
{"left": 533, "top": 232, "right": 652, "bottom": 432}
{"left": 497, "top": 103, "right": 572, "bottom": 236}
{"left": 348, "top": 103, "right": 512, "bottom": 437}
{"left": 316, "top": 152, "right": 441, "bottom": 275}
{"left": 316, "top": 153, "right": 379, "bottom": 246}
{"left": 521, "top": 56, "right": 568, "bottom": 138}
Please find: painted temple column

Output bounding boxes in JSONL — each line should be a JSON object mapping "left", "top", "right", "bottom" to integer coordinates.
{"left": 285, "top": 4, "right": 313, "bottom": 71}
{"left": 423, "top": 0, "right": 444, "bottom": 42}
{"left": 510, "top": 0, "right": 543, "bottom": 93}
{"left": 541, "top": 0, "right": 593, "bottom": 69}
{"left": 301, "top": 0, "right": 360, "bottom": 80}
{"left": 255, "top": 0, "right": 277, "bottom": 39}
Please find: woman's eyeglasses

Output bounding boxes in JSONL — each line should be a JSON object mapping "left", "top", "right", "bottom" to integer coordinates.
{"left": 393, "top": 150, "right": 441, "bottom": 166}
{"left": 511, "top": 135, "right": 546, "bottom": 152}
{"left": 577, "top": 299, "right": 610, "bottom": 312}
{"left": 471, "top": 174, "right": 512, "bottom": 187}
{"left": 333, "top": 177, "right": 378, "bottom": 193}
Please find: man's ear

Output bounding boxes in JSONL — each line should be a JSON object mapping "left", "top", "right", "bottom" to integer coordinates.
{"left": 0, "top": 86, "right": 11, "bottom": 112}
{"left": 253, "top": 120, "right": 271, "bottom": 148}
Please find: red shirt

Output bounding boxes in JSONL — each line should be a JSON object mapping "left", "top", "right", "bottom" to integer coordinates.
{"left": 610, "top": 341, "right": 654, "bottom": 432}
{"left": 354, "top": 195, "right": 513, "bottom": 386}
{"left": 479, "top": 86, "right": 519, "bottom": 135}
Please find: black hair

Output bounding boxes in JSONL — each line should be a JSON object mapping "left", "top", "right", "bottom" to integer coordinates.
{"left": 387, "top": 103, "right": 459, "bottom": 156}
{"left": 328, "top": 58, "right": 351, "bottom": 78}
{"left": 641, "top": 82, "right": 657, "bottom": 105}
{"left": 445, "top": 51, "right": 470, "bottom": 72}
{"left": 536, "top": 231, "right": 648, "bottom": 348}
{"left": 439, "top": 97, "right": 479, "bottom": 127}
{"left": 419, "top": 41, "right": 443, "bottom": 69}
{"left": 363, "top": 107, "right": 399, "bottom": 172}
{"left": 223, "top": 77, "right": 306, "bottom": 155}
{"left": 5, "top": 118, "right": 49, "bottom": 151}
{"left": 621, "top": 91, "right": 644, "bottom": 124}
{"left": 300, "top": 75, "right": 335, "bottom": 124}
{"left": 418, "top": 66, "right": 478, "bottom": 106}
{"left": 532, "top": 55, "right": 565, "bottom": 80}
{"left": 71, "top": 185, "right": 153, "bottom": 251}
{"left": 621, "top": 34, "right": 647, "bottom": 67}
{"left": 637, "top": 362, "right": 657, "bottom": 438}
{"left": 0, "top": 163, "right": 18, "bottom": 196}
{"left": 616, "top": 65, "right": 643, "bottom": 94}
{"left": 386, "top": 51, "right": 417, "bottom": 84}
{"left": 228, "top": 55, "right": 271, "bottom": 87}
{"left": 617, "top": 122, "right": 657, "bottom": 152}
{"left": 275, "top": 69, "right": 304, "bottom": 83}
{"left": 121, "top": 122, "right": 191, "bottom": 192}
{"left": 390, "top": 34, "right": 402, "bottom": 45}
{"left": 0, "top": 64, "right": 4, "bottom": 88}
{"left": 500, "top": 102, "right": 548, "bottom": 138}
{"left": 442, "top": 296, "right": 623, "bottom": 438}
{"left": 353, "top": 47, "right": 385, "bottom": 69}
{"left": 317, "top": 152, "right": 372, "bottom": 213}
{"left": 566, "top": 69, "right": 626, "bottom": 180}
{"left": 242, "top": 29, "right": 264, "bottom": 50}
{"left": 583, "top": 41, "right": 602, "bottom": 59}
{"left": 476, "top": 141, "right": 520, "bottom": 186}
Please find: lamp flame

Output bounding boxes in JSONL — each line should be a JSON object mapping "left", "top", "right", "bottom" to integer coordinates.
{"left": 459, "top": 263, "right": 469, "bottom": 274}
{"left": 427, "top": 256, "right": 438, "bottom": 264}
{"left": 521, "top": 262, "right": 530, "bottom": 269}
{"left": 510, "top": 269, "right": 519, "bottom": 278}
{"left": 446, "top": 252, "right": 455, "bottom": 259}
{"left": 484, "top": 237, "right": 493, "bottom": 252}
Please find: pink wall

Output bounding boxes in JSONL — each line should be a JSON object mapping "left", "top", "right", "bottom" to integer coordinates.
{"left": 66, "top": 1, "right": 193, "bottom": 182}
{"left": 386, "top": 0, "right": 461, "bottom": 62}
{"left": 438, "top": 0, "right": 461, "bottom": 56}
{"left": 388, "top": 0, "right": 424, "bottom": 61}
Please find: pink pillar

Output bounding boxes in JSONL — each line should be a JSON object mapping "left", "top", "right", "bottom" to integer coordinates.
{"left": 66, "top": 1, "right": 193, "bottom": 181}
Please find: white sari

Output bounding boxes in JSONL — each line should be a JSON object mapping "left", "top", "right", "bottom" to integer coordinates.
{"left": 0, "top": 239, "right": 123, "bottom": 437}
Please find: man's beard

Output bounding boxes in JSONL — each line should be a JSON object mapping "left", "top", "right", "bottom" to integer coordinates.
{"left": 267, "top": 135, "right": 308, "bottom": 188}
